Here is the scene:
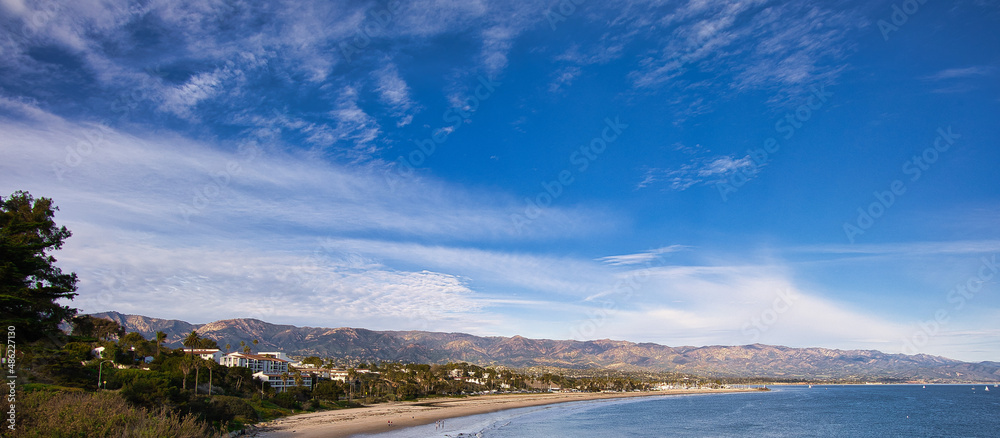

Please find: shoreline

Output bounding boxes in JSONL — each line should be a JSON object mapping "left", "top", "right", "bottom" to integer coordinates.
{"left": 255, "top": 388, "right": 758, "bottom": 438}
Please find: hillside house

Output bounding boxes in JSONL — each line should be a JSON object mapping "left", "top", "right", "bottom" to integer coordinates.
{"left": 183, "top": 348, "right": 223, "bottom": 362}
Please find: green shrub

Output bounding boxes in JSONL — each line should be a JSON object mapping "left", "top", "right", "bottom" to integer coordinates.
{"left": 60, "top": 342, "right": 94, "bottom": 362}
{"left": 13, "top": 390, "right": 212, "bottom": 438}
{"left": 270, "top": 391, "right": 301, "bottom": 410}
{"left": 210, "top": 395, "right": 259, "bottom": 423}
{"left": 120, "top": 372, "right": 183, "bottom": 410}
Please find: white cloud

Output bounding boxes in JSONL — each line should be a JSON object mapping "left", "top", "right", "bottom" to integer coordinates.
{"left": 598, "top": 245, "right": 688, "bottom": 266}
{"left": 791, "top": 240, "right": 1000, "bottom": 256}
{"left": 315, "top": 238, "right": 617, "bottom": 299}
{"left": 566, "top": 261, "right": 911, "bottom": 353}
{"left": 0, "top": 115, "right": 624, "bottom": 333}
{"left": 0, "top": 114, "right": 612, "bottom": 241}
{"left": 324, "top": 86, "right": 382, "bottom": 158}
{"left": 628, "top": 1, "right": 860, "bottom": 106}
{"left": 373, "top": 63, "right": 417, "bottom": 126}
{"left": 392, "top": 0, "right": 489, "bottom": 37}
{"left": 161, "top": 69, "right": 225, "bottom": 120}
{"left": 479, "top": 25, "right": 514, "bottom": 76}
{"left": 549, "top": 66, "right": 581, "bottom": 93}
{"left": 638, "top": 154, "right": 755, "bottom": 191}
{"left": 64, "top": 228, "right": 487, "bottom": 332}
{"left": 922, "top": 66, "right": 992, "bottom": 81}
{"left": 0, "top": 94, "right": 63, "bottom": 124}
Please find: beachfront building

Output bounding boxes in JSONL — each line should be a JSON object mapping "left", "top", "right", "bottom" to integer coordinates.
{"left": 253, "top": 371, "right": 313, "bottom": 392}
{"left": 257, "top": 352, "right": 293, "bottom": 362}
{"left": 314, "top": 368, "right": 350, "bottom": 381}
{"left": 183, "top": 348, "right": 223, "bottom": 363}
{"left": 219, "top": 352, "right": 290, "bottom": 374}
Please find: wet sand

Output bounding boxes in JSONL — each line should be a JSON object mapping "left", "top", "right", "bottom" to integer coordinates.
{"left": 256, "top": 388, "right": 755, "bottom": 437}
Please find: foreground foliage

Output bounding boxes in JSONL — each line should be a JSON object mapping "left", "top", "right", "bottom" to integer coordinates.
{"left": 12, "top": 390, "right": 212, "bottom": 438}
{"left": 0, "top": 191, "right": 78, "bottom": 343}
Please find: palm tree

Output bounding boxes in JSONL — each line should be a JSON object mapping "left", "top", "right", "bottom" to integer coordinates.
{"left": 207, "top": 362, "right": 214, "bottom": 397}
{"left": 155, "top": 331, "right": 166, "bottom": 356}
{"left": 224, "top": 343, "right": 231, "bottom": 354}
{"left": 180, "top": 360, "right": 192, "bottom": 390}
{"left": 194, "top": 358, "right": 201, "bottom": 395}
{"left": 183, "top": 331, "right": 200, "bottom": 354}
{"left": 183, "top": 331, "right": 200, "bottom": 393}
{"left": 280, "top": 371, "right": 290, "bottom": 393}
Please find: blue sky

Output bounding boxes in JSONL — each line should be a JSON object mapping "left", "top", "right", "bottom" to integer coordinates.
{"left": 1, "top": 0, "right": 998, "bottom": 362}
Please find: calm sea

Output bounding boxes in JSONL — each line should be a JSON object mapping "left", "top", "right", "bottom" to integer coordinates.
{"left": 359, "top": 385, "right": 1000, "bottom": 437}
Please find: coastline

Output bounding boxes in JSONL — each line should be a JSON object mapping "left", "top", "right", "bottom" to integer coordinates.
{"left": 255, "top": 388, "right": 757, "bottom": 438}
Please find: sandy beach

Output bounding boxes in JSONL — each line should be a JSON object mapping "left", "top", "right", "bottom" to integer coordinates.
{"left": 255, "top": 388, "right": 756, "bottom": 437}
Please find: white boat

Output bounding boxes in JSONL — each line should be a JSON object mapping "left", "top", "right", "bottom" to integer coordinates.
{"left": 986, "top": 386, "right": 990, "bottom": 391}
{"left": 922, "top": 385, "right": 926, "bottom": 389}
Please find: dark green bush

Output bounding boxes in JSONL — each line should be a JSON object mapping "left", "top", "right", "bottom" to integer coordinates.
{"left": 14, "top": 390, "right": 211, "bottom": 437}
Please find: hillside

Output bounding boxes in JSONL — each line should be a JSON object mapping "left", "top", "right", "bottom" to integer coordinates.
{"left": 91, "top": 312, "right": 1000, "bottom": 382}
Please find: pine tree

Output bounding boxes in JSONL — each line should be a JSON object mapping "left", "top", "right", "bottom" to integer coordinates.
{"left": 0, "top": 191, "right": 78, "bottom": 342}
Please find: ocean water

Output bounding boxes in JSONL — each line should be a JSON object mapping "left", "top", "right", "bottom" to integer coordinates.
{"left": 359, "top": 385, "right": 1000, "bottom": 437}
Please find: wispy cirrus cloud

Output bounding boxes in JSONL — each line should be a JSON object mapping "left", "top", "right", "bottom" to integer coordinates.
{"left": 0, "top": 112, "right": 620, "bottom": 332}
{"left": 63, "top": 227, "right": 487, "bottom": 331}
{"left": 323, "top": 86, "right": 382, "bottom": 159}
{"left": 0, "top": 107, "right": 616, "bottom": 242}
{"left": 638, "top": 154, "right": 754, "bottom": 191}
{"left": 598, "top": 245, "right": 688, "bottom": 266}
{"left": 920, "top": 66, "right": 993, "bottom": 93}
{"left": 373, "top": 62, "right": 418, "bottom": 127}
{"left": 627, "top": 1, "right": 860, "bottom": 104}
{"left": 922, "top": 66, "right": 992, "bottom": 81}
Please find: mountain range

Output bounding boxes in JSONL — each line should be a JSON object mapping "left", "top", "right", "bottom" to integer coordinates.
{"left": 91, "top": 312, "right": 1000, "bottom": 383}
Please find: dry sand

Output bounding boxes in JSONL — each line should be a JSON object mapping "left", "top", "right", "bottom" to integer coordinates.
{"left": 255, "top": 388, "right": 755, "bottom": 437}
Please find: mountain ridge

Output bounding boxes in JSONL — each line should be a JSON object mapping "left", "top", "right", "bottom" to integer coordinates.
{"left": 91, "top": 311, "right": 999, "bottom": 382}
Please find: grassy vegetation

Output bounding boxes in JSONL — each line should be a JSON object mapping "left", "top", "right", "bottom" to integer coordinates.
{"left": 11, "top": 390, "right": 211, "bottom": 438}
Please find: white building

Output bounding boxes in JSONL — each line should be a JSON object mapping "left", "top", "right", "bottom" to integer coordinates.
{"left": 183, "top": 348, "right": 223, "bottom": 363}
{"left": 326, "top": 369, "right": 350, "bottom": 381}
{"left": 253, "top": 371, "right": 313, "bottom": 392}
{"left": 257, "top": 352, "right": 292, "bottom": 362}
{"left": 219, "top": 352, "right": 289, "bottom": 374}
